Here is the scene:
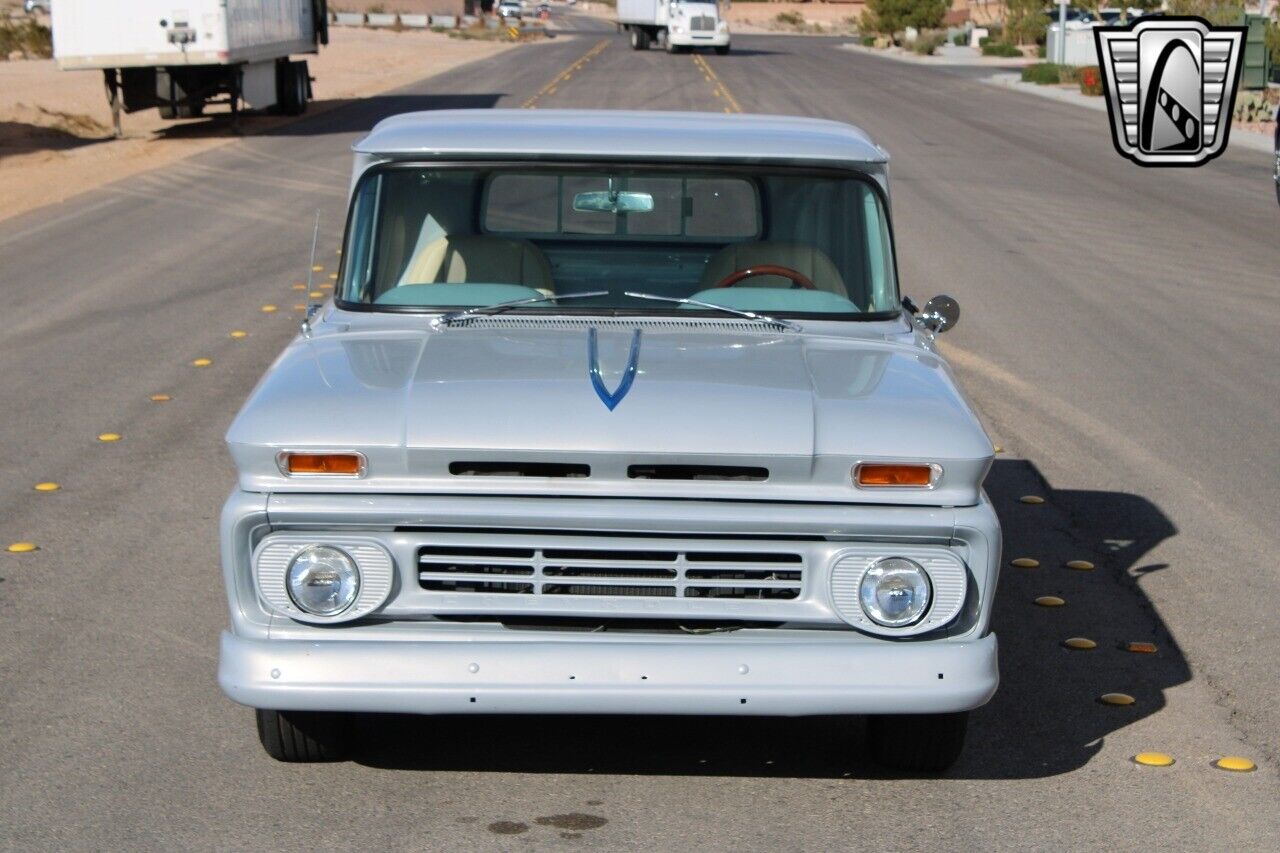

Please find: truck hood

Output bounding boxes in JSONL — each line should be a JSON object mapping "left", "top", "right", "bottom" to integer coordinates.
{"left": 226, "top": 321, "right": 993, "bottom": 505}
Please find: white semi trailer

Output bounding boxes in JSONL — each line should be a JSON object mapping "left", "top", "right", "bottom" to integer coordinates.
{"left": 52, "top": 0, "right": 328, "bottom": 136}
{"left": 617, "top": 0, "right": 729, "bottom": 54}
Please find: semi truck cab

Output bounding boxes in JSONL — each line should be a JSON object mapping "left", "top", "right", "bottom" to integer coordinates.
{"left": 619, "top": 0, "right": 730, "bottom": 54}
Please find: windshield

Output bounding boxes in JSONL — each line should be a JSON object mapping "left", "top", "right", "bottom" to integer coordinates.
{"left": 338, "top": 165, "right": 899, "bottom": 318}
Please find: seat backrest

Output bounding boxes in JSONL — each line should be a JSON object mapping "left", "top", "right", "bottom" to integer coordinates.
{"left": 698, "top": 241, "right": 848, "bottom": 297}
{"left": 398, "top": 235, "right": 554, "bottom": 293}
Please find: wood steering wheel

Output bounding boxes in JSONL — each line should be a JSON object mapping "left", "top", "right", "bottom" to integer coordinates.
{"left": 715, "top": 264, "right": 815, "bottom": 290}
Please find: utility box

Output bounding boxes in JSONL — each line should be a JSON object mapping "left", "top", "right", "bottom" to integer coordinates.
{"left": 1239, "top": 15, "right": 1270, "bottom": 91}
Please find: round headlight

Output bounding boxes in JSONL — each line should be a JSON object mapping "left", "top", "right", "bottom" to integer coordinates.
{"left": 286, "top": 545, "right": 360, "bottom": 616}
{"left": 859, "top": 557, "right": 931, "bottom": 627}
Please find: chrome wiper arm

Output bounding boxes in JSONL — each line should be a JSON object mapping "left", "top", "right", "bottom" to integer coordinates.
{"left": 434, "top": 290, "right": 609, "bottom": 327}
{"left": 622, "top": 291, "right": 800, "bottom": 331}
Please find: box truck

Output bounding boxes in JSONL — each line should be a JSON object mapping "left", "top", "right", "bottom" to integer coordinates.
{"left": 52, "top": 1, "right": 329, "bottom": 136}
{"left": 617, "top": 0, "right": 729, "bottom": 54}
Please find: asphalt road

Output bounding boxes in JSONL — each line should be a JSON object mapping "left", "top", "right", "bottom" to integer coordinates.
{"left": 2, "top": 12, "right": 1278, "bottom": 851}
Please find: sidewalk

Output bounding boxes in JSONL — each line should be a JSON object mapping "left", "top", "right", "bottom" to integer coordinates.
{"left": 984, "top": 73, "right": 1275, "bottom": 154}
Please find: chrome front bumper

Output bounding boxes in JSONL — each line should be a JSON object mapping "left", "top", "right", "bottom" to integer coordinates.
{"left": 219, "top": 630, "right": 998, "bottom": 716}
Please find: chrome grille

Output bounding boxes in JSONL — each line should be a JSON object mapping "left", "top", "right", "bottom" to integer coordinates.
{"left": 419, "top": 543, "right": 803, "bottom": 600}
{"left": 690, "top": 15, "right": 716, "bottom": 31}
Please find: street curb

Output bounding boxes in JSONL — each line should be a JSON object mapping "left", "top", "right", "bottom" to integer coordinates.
{"left": 983, "top": 73, "right": 1275, "bottom": 155}
{"left": 838, "top": 42, "right": 1032, "bottom": 68}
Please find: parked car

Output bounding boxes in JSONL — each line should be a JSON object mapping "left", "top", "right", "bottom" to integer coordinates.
{"left": 497, "top": 0, "right": 522, "bottom": 19}
{"left": 218, "top": 109, "right": 1001, "bottom": 774}
{"left": 24, "top": 0, "right": 51, "bottom": 13}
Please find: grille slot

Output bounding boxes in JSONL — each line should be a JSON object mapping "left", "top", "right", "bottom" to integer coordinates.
{"left": 691, "top": 15, "right": 716, "bottom": 30}
{"left": 449, "top": 461, "right": 589, "bottom": 478}
{"left": 418, "top": 543, "right": 804, "bottom": 601}
{"left": 627, "top": 465, "right": 767, "bottom": 481}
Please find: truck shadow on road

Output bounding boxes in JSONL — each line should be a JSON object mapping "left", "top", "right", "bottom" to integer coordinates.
{"left": 149, "top": 93, "right": 505, "bottom": 141}
{"left": 352, "top": 458, "right": 1188, "bottom": 779}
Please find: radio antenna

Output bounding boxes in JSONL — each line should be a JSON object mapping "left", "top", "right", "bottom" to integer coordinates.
{"left": 301, "top": 211, "right": 321, "bottom": 338}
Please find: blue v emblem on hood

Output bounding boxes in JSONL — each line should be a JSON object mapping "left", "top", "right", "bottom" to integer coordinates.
{"left": 588, "top": 327, "right": 642, "bottom": 411}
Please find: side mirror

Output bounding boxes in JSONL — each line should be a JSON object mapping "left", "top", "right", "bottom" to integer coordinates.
{"left": 919, "top": 295, "right": 960, "bottom": 334}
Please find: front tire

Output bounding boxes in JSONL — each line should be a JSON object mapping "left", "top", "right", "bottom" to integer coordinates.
{"left": 715, "top": 44, "right": 730, "bottom": 55}
{"left": 256, "top": 709, "right": 351, "bottom": 762}
{"left": 629, "top": 28, "right": 650, "bottom": 50}
{"left": 865, "top": 711, "right": 968, "bottom": 773}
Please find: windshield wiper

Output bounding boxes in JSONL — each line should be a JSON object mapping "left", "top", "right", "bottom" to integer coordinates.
{"left": 434, "top": 290, "right": 609, "bottom": 327}
{"left": 622, "top": 291, "right": 800, "bottom": 332}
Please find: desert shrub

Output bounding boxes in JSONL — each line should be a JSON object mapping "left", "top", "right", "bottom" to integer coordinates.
{"left": 0, "top": 19, "right": 53, "bottom": 59}
{"left": 1022, "top": 62, "right": 1066, "bottom": 84}
{"left": 1232, "top": 90, "right": 1280, "bottom": 122}
{"left": 1037, "top": 44, "right": 1046, "bottom": 58}
{"left": 912, "top": 31, "right": 947, "bottom": 55}
{"left": 775, "top": 11, "right": 804, "bottom": 26}
{"left": 981, "top": 41, "right": 1022, "bottom": 57}
{"left": 862, "top": 35, "right": 877, "bottom": 46}
{"left": 952, "top": 32, "right": 967, "bottom": 46}
{"left": 860, "top": 0, "right": 949, "bottom": 39}
{"left": 1078, "top": 66, "right": 1103, "bottom": 96}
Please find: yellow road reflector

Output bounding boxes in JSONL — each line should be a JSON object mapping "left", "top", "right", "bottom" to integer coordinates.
{"left": 261, "top": 304, "right": 278, "bottom": 313}
{"left": 336, "top": 248, "right": 342, "bottom": 255}
{"left": 1011, "top": 557, "right": 1040, "bottom": 569}
{"left": 1035, "top": 595, "right": 1065, "bottom": 607}
{"left": 1066, "top": 560, "right": 1095, "bottom": 570}
{"left": 1133, "top": 752, "right": 1174, "bottom": 767}
{"left": 319, "top": 283, "right": 333, "bottom": 290}
{"left": 1213, "top": 756, "right": 1256, "bottom": 772}
{"left": 1020, "top": 495, "right": 1045, "bottom": 505}
{"left": 1100, "top": 692, "right": 1135, "bottom": 706}
{"left": 293, "top": 304, "right": 307, "bottom": 311}
{"left": 7, "top": 542, "right": 38, "bottom": 553}
{"left": 150, "top": 393, "right": 171, "bottom": 402}
{"left": 292, "top": 283, "right": 306, "bottom": 290}
{"left": 1126, "top": 641, "right": 1158, "bottom": 654}
{"left": 230, "top": 330, "right": 247, "bottom": 339}
{"left": 994, "top": 445, "right": 1004, "bottom": 453}
{"left": 328, "top": 272, "right": 337, "bottom": 279}
{"left": 311, "top": 265, "right": 324, "bottom": 272}
{"left": 97, "top": 432, "right": 121, "bottom": 442}
{"left": 1063, "top": 637, "right": 1096, "bottom": 650}
{"left": 191, "top": 358, "right": 212, "bottom": 367}
{"left": 308, "top": 291, "right": 324, "bottom": 298}
{"left": 33, "top": 482, "right": 60, "bottom": 492}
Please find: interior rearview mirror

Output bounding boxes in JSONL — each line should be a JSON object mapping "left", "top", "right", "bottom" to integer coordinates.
{"left": 920, "top": 295, "right": 960, "bottom": 334}
{"left": 573, "top": 190, "right": 655, "bottom": 214}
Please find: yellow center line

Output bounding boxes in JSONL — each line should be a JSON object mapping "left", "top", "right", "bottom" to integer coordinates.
{"left": 523, "top": 39, "right": 610, "bottom": 109}
{"left": 692, "top": 53, "right": 742, "bottom": 114}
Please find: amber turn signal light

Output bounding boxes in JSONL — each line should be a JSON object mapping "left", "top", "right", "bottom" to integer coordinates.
{"left": 281, "top": 453, "right": 364, "bottom": 476}
{"left": 855, "top": 463, "right": 936, "bottom": 488}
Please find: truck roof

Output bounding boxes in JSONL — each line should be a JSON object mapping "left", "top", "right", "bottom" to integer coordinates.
{"left": 352, "top": 109, "right": 888, "bottom": 166}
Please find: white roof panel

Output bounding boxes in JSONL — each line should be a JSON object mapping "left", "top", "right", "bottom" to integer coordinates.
{"left": 353, "top": 109, "right": 888, "bottom": 166}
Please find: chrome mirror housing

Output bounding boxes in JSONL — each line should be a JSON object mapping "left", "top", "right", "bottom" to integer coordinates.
{"left": 919, "top": 295, "right": 960, "bottom": 334}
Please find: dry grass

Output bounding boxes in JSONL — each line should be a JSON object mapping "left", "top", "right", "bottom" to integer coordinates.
{"left": 0, "top": 18, "right": 52, "bottom": 59}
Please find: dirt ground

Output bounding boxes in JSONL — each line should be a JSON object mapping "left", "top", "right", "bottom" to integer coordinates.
{"left": 0, "top": 26, "right": 520, "bottom": 223}
{"left": 725, "top": 1, "right": 866, "bottom": 33}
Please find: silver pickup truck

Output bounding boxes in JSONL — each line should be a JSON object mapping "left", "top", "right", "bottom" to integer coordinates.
{"left": 217, "top": 109, "right": 1001, "bottom": 772}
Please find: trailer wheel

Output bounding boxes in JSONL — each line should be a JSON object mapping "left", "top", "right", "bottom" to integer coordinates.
{"left": 629, "top": 27, "right": 649, "bottom": 50}
{"left": 276, "top": 60, "right": 309, "bottom": 116}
